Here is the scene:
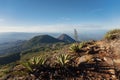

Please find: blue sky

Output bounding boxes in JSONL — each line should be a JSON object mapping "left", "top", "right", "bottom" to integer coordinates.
{"left": 0, "top": 0, "right": 120, "bottom": 33}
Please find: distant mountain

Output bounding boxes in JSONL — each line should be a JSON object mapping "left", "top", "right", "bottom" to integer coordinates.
{"left": 29, "top": 35, "right": 62, "bottom": 43}
{"left": 0, "top": 30, "right": 108, "bottom": 44}
{"left": 0, "top": 31, "right": 107, "bottom": 56}
{"left": 0, "top": 34, "right": 76, "bottom": 56}
{"left": 0, "top": 31, "right": 108, "bottom": 65}
{"left": 0, "top": 34, "right": 64, "bottom": 56}
{"left": 22, "top": 35, "right": 63, "bottom": 49}
{"left": 0, "top": 32, "right": 60, "bottom": 44}
{"left": 58, "top": 34, "right": 75, "bottom": 43}
{"left": 0, "top": 34, "right": 65, "bottom": 65}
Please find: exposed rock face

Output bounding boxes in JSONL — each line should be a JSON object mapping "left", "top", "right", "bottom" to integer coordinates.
{"left": 58, "top": 34, "right": 75, "bottom": 43}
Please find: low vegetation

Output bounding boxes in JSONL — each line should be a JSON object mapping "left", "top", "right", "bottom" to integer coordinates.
{"left": 55, "top": 54, "right": 72, "bottom": 67}
{"left": 104, "top": 29, "right": 120, "bottom": 40}
{"left": 22, "top": 55, "right": 47, "bottom": 73}
{"left": 69, "top": 41, "right": 88, "bottom": 56}
{"left": 69, "top": 43, "right": 80, "bottom": 53}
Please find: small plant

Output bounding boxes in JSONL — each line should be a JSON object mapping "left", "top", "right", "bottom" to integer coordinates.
{"left": 21, "top": 55, "right": 47, "bottom": 73}
{"left": 21, "top": 61, "right": 33, "bottom": 72}
{"left": 56, "top": 54, "right": 72, "bottom": 67}
{"left": 55, "top": 54, "right": 75, "bottom": 77}
{"left": 69, "top": 43, "right": 80, "bottom": 53}
{"left": 79, "top": 41, "right": 87, "bottom": 48}
{"left": 69, "top": 42, "right": 88, "bottom": 54}
{"left": 30, "top": 56, "right": 47, "bottom": 66}
{"left": 104, "top": 29, "right": 120, "bottom": 40}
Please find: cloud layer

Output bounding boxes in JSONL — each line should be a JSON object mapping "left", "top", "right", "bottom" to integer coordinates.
{"left": 0, "top": 23, "right": 119, "bottom": 33}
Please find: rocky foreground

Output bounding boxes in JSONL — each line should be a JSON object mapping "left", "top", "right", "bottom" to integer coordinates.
{"left": 1, "top": 39, "right": 120, "bottom": 80}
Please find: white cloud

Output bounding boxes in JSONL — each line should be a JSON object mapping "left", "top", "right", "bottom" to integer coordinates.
{"left": 0, "top": 24, "right": 73, "bottom": 33}
{"left": 0, "top": 23, "right": 119, "bottom": 33}
{"left": 0, "top": 19, "right": 120, "bottom": 33}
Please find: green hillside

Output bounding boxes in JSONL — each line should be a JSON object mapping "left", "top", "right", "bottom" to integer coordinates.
{"left": 0, "top": 35, "right": 67, "bottom": 65}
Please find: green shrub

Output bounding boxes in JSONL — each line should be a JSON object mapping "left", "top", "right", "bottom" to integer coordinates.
{"left": 21, "top": 61, "right": 33, "bottom": 72}
{"left": 79, "top": 41, "right": 87, "bottom": 48}
{"left": 55, "top": 54, "right": 72, "bottom": 67}
{"left": 104, "top": 29, "right": 120, "bottom": 40}
{"left": 69, "top": 44, "right": 80, "bottom": 53}
{"left": 69, "top": 42, "right": 88, "bottom": 53}
{"left": 21, "top": 55, "right": 47, "bottom": 73}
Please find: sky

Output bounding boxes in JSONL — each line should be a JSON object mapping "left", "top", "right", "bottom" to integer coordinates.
{"left": 0, "top": 0, "right": 120, "bottom": 33}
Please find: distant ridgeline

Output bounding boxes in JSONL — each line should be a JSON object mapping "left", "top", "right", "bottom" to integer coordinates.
{"left": 0, "top": 34, "right": 75, "bottom": 65}
{"left": 57, "top": 34, "right": 76, "bottom": 42}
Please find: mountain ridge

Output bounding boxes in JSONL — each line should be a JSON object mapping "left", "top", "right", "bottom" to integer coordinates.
{"left": 0, "top": 34, "right": 71, "bottom": 64}
{"left": 57, "top": 34, "right": 75, "bottom": 42}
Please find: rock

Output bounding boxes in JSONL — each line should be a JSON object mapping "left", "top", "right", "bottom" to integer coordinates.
{"left": 103, "top": 57, "right": 113, "bottom": 66}
{"left": 75, "top": 55, "right": 93, "bottom": 66}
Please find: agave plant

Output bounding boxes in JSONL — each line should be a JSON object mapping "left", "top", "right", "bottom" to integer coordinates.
{"left": 69, "top": 42, "right": 88, "bottom": 55}
{"left": 79, "top": 41, "right": 87, "bottom": 48}
{"left": 21, "top": 55, "right": 47, "bottom": 73}
{"left": 56, "top": 54, "right": 72, "bottom": 67}
{"left": 69, "top": 43, "right": 80, "bottom": 53}
{"left": 21, "top": 61, "right": 33, "bottom": 72}
{"left": 30, "top": 56, "right": 47, "bottom": 66}
{"left": 55, "top": 54, "right": 76, "bottom": 78}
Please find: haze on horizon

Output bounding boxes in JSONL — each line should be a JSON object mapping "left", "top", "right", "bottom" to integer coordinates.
{"left": 0, "top": 0, "right": 120, "bottom": 33}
